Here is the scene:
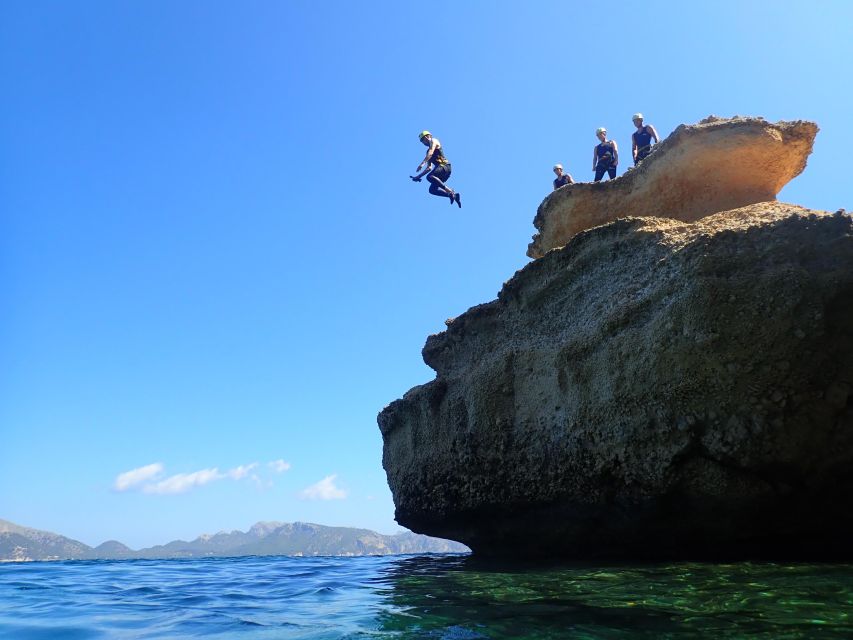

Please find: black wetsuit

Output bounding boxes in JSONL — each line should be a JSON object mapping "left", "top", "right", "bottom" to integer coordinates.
{"left": 553, "top": 174, "right": 572, "bottom": 190}
{"left": 633, "top": 126, "right": 654, "bottom": 165}
{"left": 426, "top": 142, "right": 452, "bottom": 197}
{"left": 594, "top": 142, "right": 617, "bottom": 182}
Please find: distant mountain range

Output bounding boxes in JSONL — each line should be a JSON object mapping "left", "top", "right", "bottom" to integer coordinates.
{"left": 0, "top": 519, "right": 469, "bottom": 562}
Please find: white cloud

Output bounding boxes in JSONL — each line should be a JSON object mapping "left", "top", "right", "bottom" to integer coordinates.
{"left": 268, "top": 459, "right": 291, "bottom": 474}
{"left": 116, "top": 460, "right": 283, "bottom": 495}
{"left": 114, "top": 463, "right": 164, "bottom": 492}
{"left": 227, "top": 463, "right": 258, "bottom": 480}
{"left": 143, "top": 468, "right": 223, "bottom": 495}
{"left": 300, "top": 474, "right": 347, "bottom": 500}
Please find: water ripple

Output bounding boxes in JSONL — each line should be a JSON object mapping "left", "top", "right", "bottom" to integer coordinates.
{"left": 1, "top": 555, "right": 853, "bottom": 638}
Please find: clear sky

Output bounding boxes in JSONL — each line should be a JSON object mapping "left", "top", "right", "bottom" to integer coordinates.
{"left": 1, "top": 1, "right": 851, "bottom": 549}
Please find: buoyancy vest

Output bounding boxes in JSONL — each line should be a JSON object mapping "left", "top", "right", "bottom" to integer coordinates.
{"left": 633, "top": 126, "right": 653, "bottom": 153}
{"left": 596, "top": 142, "right": 616, "bottom": 167}
{"left": 428, "top": 139, "right": 449, "bottom": 166}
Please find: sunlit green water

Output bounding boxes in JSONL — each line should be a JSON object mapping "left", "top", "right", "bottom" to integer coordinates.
{"left": 2, "top": 554, "right": 851, "bottom": 638}
{"left": 377, "top": 556, "right": 853, "bottom": 639}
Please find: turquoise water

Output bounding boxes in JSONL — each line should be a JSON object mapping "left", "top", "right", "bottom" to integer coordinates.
{"left": 2, "top": 554, "right": 852, "bottom": 638}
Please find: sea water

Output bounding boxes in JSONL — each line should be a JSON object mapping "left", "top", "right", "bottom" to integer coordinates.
{"left": 1, "top": 554, "right": 852, "bottom": 639}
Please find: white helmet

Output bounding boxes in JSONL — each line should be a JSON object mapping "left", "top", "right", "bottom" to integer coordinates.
{"left": 632, "top": 113, "right": 644, "bottom": 121}
{"left": 553, "top": 164, "right": 563, "bottom": 170}
{"left": 596, "top": 127, "right": 606, "bottom": 135}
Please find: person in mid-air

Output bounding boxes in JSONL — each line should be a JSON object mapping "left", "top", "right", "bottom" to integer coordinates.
{"left": 552, "top": 164, "right": 574, "bottom": 190}
{"left": 410, "top": 131, "right": 461, "bottom": 208}
{"left": 592, "top": 127, "right": 618, "bottom": 182}
{"left": 631, "top": 113, "right": 660, "bottom": 165}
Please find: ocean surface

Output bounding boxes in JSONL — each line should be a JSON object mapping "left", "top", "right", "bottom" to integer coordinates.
{"left": 2, "top": 554, "right": 852, "bottom": 639}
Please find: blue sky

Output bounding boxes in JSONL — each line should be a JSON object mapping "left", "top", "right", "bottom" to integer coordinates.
{"left": 1, "top": 1, "right": 851, "bottom": 549}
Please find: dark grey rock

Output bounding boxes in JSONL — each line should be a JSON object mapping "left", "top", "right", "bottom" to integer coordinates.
{"left": 379, "top": 203, "right": 853, "bottom": 559}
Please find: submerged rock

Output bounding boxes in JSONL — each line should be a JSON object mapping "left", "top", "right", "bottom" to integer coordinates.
{"left": 528, "top": 116, "right": 818, "bottom": 258}
{"left": 380, "top": 195, "right": 853, "bottom": 559}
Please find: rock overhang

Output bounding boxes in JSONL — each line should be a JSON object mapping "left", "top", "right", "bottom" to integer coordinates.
{"left": 528, "top": 116, "right": 818, "bottom": 259}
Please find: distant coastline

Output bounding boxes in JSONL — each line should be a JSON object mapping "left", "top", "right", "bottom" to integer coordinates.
{"left": 0, "top": 518, "right": 469, "bottom": 562}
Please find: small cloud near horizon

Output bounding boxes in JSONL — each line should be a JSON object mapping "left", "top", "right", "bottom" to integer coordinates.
{"left": 113, "top": 463, "right": 164, "bottom": 491}
{"left": 227, "top": 463, "right": 259, "bottom": 480}
{"left": 143, "top": 468, "right": 223, "bottom": 495}
{"left": 269, "top": 459, "right": 291, "bottom": 473}
{"left": 114, "top": 461, "right": 273, "bottom": 495}
{"left": 300, "top": 474, "right": 347, "bottom": 500}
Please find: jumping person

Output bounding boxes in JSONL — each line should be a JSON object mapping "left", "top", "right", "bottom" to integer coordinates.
{"left": 552, "top": 164, "right": 574, "bottom": 190}
{"left": 592, "top": 127, "right": 618, "bottom": 182}
{"left": 631, "top": 113, "right": 660, "bottom": 165}
{"left": 410, "top": 131, "right": 461, "bottom": 208}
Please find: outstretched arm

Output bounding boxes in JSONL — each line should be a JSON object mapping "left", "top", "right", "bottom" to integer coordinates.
{"left": 410, "top": 165, "right": 432, "bottom": 181}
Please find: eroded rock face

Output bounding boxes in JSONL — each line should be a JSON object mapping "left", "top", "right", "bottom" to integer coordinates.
{"left": 528, "top": 116, "right": 818, "bottom": 258}
{"left": 379, "top": 203, "right": 853, "bottom": 559}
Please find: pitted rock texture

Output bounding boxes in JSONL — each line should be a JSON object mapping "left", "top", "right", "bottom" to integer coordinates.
{"left": 528, "top": 116, "right": 818, "bottom": 259}
{"left": 379, "top": 203, "right": 853, "bottom": 559}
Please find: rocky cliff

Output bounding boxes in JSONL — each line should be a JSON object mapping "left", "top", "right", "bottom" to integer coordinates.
{"left": 379, "top": 117, "right": 853, "bottom": 559}
{"left": 528, "top": 116, "right": 818, "bottom": 258}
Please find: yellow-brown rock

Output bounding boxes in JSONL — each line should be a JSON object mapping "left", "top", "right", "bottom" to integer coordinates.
{"left": 528, "top": 116, "right": 818, "bottom": 258}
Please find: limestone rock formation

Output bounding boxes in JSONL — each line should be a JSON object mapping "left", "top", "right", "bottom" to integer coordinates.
{"left": 528, "top": 116, "right": 818, "bottom": 258}
{"left": 380, "top": 203, "right": 853, "bottom": 558}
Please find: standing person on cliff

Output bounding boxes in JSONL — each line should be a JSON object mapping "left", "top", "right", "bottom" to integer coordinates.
{"left": 592, "top": 127, "right": 618, "bottom": 182}
{"left": 552, "top": 164, "right": 574, "bottom": 190}
{"left": 631, "top": 113, "right": 660, "bottom": 165}
{"left": 410, "top": 131, "right": 461, "bottom": 208}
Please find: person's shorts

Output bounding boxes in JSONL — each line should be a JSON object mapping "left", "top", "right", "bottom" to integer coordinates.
{"left": 428, "top": 163, "right": 451, "bottom": 183}
{"left": 595, "top": 163, "right": 616, "bottom": 182}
